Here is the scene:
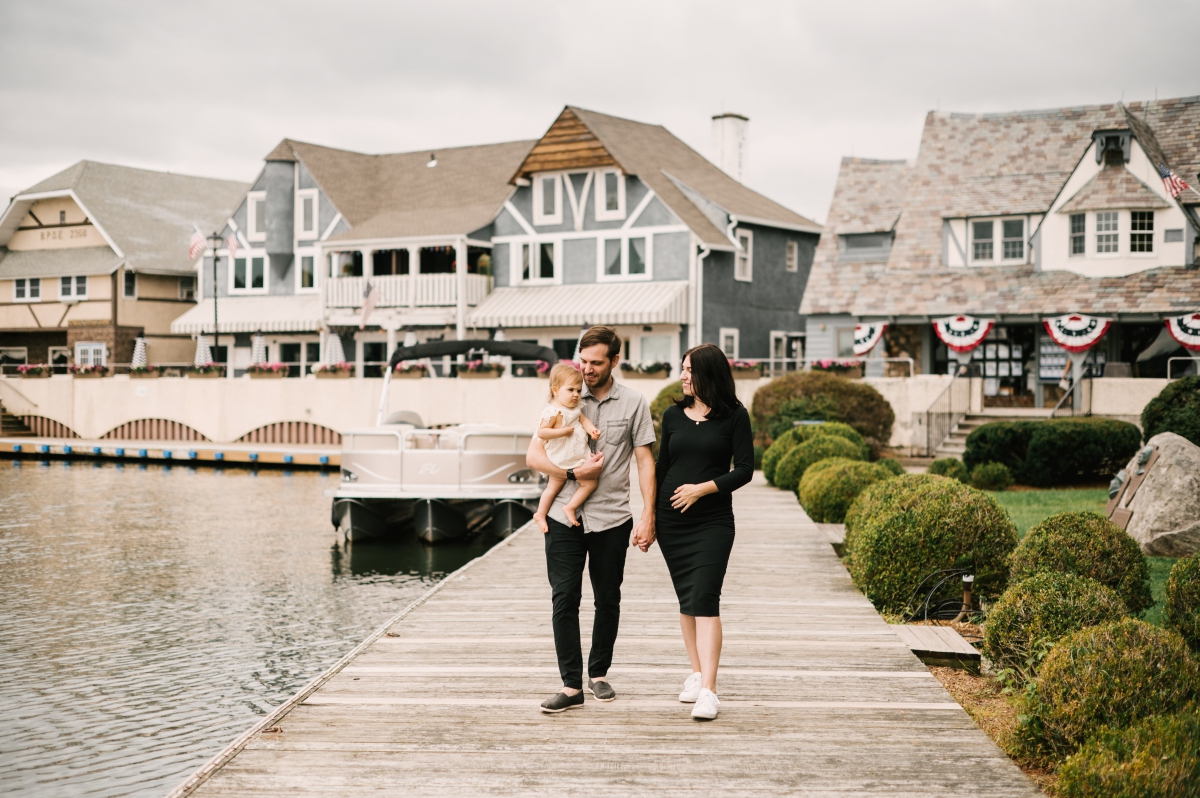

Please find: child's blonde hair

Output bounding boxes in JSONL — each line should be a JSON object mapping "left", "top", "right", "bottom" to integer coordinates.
{"left": 547, "top": 362, "right": 583, "bottom": 400}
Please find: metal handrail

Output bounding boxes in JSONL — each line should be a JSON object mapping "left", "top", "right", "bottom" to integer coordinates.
{"left": 924, "top": 364, "right": 970, "bottom": 456}
{"left": 1167, "top": 356, "right": 1200, "bottom": 379}
{"left": 1051, "top": 375, "right": 1092, "bottom": 418}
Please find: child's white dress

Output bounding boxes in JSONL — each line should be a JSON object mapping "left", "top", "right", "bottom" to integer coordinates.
{"left": 540, "top": 404, "right": 589, "bottom": 469}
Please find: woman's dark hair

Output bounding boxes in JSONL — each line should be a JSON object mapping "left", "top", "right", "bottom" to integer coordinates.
{"left": 676, "top": 343, "right": 742, "bottom": 419}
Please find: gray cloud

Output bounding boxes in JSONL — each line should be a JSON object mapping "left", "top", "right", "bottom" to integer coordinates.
{"left": 1, "top": 0, "right": 1196, "bottom": 223}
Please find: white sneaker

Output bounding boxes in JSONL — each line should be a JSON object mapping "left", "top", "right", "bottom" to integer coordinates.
{"left": 678, "top": 672, "right": 702, "bottom": 703}
{"left": 691, "top": 688, "right": 719, "bottom": 720}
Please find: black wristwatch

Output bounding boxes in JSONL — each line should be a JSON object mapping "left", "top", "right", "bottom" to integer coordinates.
{"left": 566, "top": 468, "right": 576, "bottom": 481}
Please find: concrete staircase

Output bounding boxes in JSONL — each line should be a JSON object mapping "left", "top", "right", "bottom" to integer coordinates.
{"left": 0, "top": 402, "right": 34, "bottom": 437}
{"left": 934, "top": 410, "right": 1052, "bottom": 459}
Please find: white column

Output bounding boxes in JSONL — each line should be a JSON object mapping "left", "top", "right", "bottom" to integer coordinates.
{"left": 354, "top": 335, "right": 364, "bottom": 380}
{"left": 408, "top": 246, "right": 418, "bottom": 309}
{"left": 455, "top": 238, "right": 467, "bottom": 340}
{"left": 386, "top": 326, "right": 397, "bottom": 362}
{"left": 361, "top": 249, "right": 372, "bottom": 278}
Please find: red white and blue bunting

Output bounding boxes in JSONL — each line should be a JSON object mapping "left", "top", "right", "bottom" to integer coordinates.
{"left": 853, "top": 322, "right": 888, "bottom": 356}
{"left": 932, "top": 315, "right": 994, "bottom": 353}
{"left": 1165, "top": 312, "right": 1200, "bottom": 352}
{"left": 1043, "top": 314, "right": 1112, "bottom": 353}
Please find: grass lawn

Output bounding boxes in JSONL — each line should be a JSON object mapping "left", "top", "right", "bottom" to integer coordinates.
{"left": 989, "top": 487, "right": 1177, "bottom": 626}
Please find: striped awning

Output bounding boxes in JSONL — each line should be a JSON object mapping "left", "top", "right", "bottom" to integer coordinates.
{"left": 170, "top": 295, "right": 322, "bottom": 334}
{"left": 467, "top": 281, "right": 690, "bottom": 328}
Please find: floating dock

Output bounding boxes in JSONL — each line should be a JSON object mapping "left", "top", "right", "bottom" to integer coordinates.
{"left": 0, "top": 437, "right": 338, "bottom": 468}
{"left": 169, "top": 474, "right": 1037, "bottom": 796}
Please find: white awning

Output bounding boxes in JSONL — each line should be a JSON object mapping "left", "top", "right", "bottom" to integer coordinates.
{"left": 170, "top": 295, "right": 322, "bottom": 334}
{"left": 468, "top": 281, "right": 690, "bottom": 329}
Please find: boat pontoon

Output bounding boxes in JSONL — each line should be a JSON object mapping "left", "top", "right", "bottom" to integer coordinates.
{"left": 330, "top": 340, "right": 557, "bottom": 544}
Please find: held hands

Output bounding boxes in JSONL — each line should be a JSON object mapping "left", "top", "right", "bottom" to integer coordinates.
{"left": 670, "top": 481, "right": 717, "bottom": 513}
{"left": 632, "top": 516, "right": 656, "bottom": 552}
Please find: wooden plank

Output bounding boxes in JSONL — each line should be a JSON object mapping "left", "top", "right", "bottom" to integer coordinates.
{"left": 179, "top": 473, "right": 1035, "bottom": 797}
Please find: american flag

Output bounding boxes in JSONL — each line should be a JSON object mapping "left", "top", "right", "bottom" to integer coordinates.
{"left": 1159, "top": 163, "right": 1191, "bottom": 199}
{"left": 359, "top": 280, "right": 378, "bottom": 330}
{"left": 188, "top": 225, "right": 206, "bottom": 260}
{"left": 226, "top": 233, "right": 238, "bottom": 259}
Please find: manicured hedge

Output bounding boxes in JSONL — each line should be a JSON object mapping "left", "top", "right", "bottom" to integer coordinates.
{"left": 751, "top": 371, "right": 895, "bottom": 456}
{"left": 774, "top": 435, "right": 866, "bottom": 495}
{"left": 970, "top": 461, "right": 1014, "bottom": 491}
{"left": 762, "top": 422, "right": 868, "bottom": 485}
{"left": 649, "top": 381, "right": 684, "bottom": 458}
{"left": 1141, "top": 374, "right": 1200, "bottom": 447}
{"left": 876, "top": 458, "right": 905, "bottom": 476}
{"left": 1165, "top": 553, "right": 1200, "bottom": 653}
{"left": 844, "top": 475, "right": 1017, "bottom": 613}
{"left": 927, "top": 457, "right": 968, "bottom": 482}
{"left": 1016, "top": 620, "right": 1200, "bottom": 762}
{"left": 963, "top": 418, "right": 1141, "bottom": 487}
{"left": 982, "top": 572, "right": 1128, "bottom": 684}
{"left": 1009, "top": 511, "right": 1153, "bottom": 614}
{"left": 1058, "top": 712, "right": 1200, "bottom": 798}
{"left": 798, "top": 459, "right": 895, "bottom": 523}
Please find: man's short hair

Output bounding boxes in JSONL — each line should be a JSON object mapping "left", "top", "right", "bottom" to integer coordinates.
{"left": 578, "top": 326, "right": 622, "bottom": 360}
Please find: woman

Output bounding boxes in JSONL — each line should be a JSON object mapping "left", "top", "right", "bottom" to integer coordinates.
{"left": 655, "top": 343, "right": 754, "bottom": 720}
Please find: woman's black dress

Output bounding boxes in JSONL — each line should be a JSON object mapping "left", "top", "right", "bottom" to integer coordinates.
{"left": 655, "top": 403, "right": 754, "bottom": 616}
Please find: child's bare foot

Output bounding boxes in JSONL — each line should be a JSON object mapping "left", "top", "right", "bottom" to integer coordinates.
{"left": 564, "top": 505, "right": 579, "bottom": 527}
{"left": 533, "top": 512, "right": 549, "bottom": 533}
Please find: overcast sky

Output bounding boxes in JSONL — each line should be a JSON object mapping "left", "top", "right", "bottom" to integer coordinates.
{"left": 1, "top": 0, "right": 1197, "bottom": 224}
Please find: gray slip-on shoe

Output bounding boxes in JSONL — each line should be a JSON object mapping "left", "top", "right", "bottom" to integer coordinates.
{"left": 540, "top": 691, "right": 585, "bottom": 713}
{"left": 586, "top": 678, "right": 617, "bottom": 702}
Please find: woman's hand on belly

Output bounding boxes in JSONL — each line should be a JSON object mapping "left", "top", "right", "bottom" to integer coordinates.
{"left": 669, "top": 480, "right": 719, "bottom": 512}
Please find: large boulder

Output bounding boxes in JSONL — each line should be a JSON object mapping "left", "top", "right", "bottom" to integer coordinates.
{"left": 1120, "top": 432, "right": 1200, "bottom": 556}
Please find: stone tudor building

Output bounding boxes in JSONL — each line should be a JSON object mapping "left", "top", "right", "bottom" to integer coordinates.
{"left": 803, "top": 96, "right": 1200, "bottom": 408}
{"left": 171, "top": 107, "right": 822, "bottom": 375}
{"left": 0, "top": 161, "right": 247, "bottom": 370}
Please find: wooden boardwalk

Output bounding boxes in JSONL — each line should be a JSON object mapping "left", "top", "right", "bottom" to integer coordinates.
{"left": 177, "top": 474, "right": 1038, "bottom": 797}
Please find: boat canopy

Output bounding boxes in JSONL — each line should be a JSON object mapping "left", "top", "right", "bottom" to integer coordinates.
{"left": 387, "top": 340, "right": 559, "bottom": 369}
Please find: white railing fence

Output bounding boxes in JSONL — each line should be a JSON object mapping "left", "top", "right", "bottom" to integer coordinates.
{"left": 325, "top": 274, "right": 492, "bottom": 309}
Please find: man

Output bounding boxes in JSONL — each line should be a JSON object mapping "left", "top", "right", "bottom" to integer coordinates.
{"left": 526, "top": 326, "right": 657, "bottom": 712}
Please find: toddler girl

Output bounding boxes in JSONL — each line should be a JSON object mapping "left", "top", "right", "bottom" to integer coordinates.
{"left": 533, "top": 363, "right": 600, "bottom": 532}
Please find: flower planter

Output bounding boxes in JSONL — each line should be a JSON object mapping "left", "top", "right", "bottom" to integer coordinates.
{"left": 622, "top": 370, "right": 668, "bottom": 380}
{"left": 731, "top": 368, "right": 762, "bottom": 380}
{"left": 394, "top": 371, "right": 426, "bottom": 379}
{"left": 72, "top": 371, "right": 107, "bottom": 379}
{"left": 129, "top": 371, "right": 159, "bottom": 379}
{"left": 249, "top": 370, "right": 287, "bottom": 379}
{"left": 187, "top": 370, "right": 225, "bottom": 379}
{"left": 459, "top": 370, "right": 502, "bottom": 379}
{"left": 20, "top": 371, "right": 51, "bottom": 378}
{"left": 315, "top": 370, "right": 352, "bottom": 379}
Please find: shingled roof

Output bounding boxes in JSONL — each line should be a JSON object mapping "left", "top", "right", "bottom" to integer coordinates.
{"left": 1058, "top": 163, "right": 1170, "bottom": 213}
{"left": 264, "top": 138, "right": 537, "bottom": 240}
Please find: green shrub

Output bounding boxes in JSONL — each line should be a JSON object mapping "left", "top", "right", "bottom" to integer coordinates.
{"left": 752, "top": 444, "right": 764, "bottom": 470}
{"left": 1009, "top": 512, "right": 1153, "bottom": 613}
{"left": 1165, "top": 553, "right": 1200, "bottom": 653}
{"left": 876, "top": 458, "right": 905, "bottom": 476}
{"left": 1016, "top": 620, "right": 1200, "bottom": 762}
{"left": 762, "top": 422, "right": 868, "bottom": 485}
{"left": 927, "top": 457, "right": 969, "bottom": 482}
{"left": 766, "top": 395, "right": 840, "bottom": 440}
{"left": 649, "top": 381, "right": 683, "bottom": 457}
{"left": 798, "top": 459, "right": 895, "bottom": 523}
{"left": 963, "top": 418, "right": 1142, "bottom": 487}
{"left": 1141, "top": 374, "right": 1200, "bottom": 447}
{"left": 845, "top": 475, "right": 1017, "bottom": 613}
{"left": 983, "top": 572, "right": 1129, "bottom": 684}
{"left": 774, "top": 436, "right": 866, "bottom": 494}
{"left": 751, "top": 371, "right": 895, "bottom": 456}
{"left": 970, "top": 461, "right": 1014, "bottom": 491}
{"left": 1058, "top": 711, "right": 1200, "bottom": 798}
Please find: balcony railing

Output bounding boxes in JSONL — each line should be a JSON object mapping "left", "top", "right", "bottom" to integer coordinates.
{"left": 325, "top": 274, "right": 492, "bottom": 309}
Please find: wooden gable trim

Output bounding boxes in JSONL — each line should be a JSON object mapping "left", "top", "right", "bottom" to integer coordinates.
{"left": 509, "top": 108, "right": 621, "bottom": 182}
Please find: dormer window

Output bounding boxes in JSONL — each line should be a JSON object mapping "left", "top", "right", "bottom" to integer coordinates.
{"left": 1002, "top": 220, "right": 1024, "bottom": 259}
{"left": 594, "top": 169, "right": 626, "bottom": 221}
{"left": 1130, "top": 211, "right": 1154, "bottom": 253}
{"left": 1096, "top": 212, "right": 1118, "bottom": 254}
{"left": 532, "top": 175, "right": 562, "bottom": 225}
{"left": 969, "top": 217, "right": 1025, "bottom": 265}
{"left": 246, "top": 192, "right": 266, "bottom": 241}
{"left": 296, "top": 189, "right": 318, "bottom": 239}
{"left": 972, "top": 221, "right": 993, "bottom": 261}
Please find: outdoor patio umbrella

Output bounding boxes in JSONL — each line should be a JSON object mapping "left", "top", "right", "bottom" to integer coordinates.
{"left": 325, "top": 331, "right": 347, "bottom": 365}
{"left": 130, "top": 337, "right": 147, "bottom": 369}
{"left": 250, "top": 332, "right": 267, "bottom": 365}
{"left": 193, "top": 335, "right": 214, "bottom": 367}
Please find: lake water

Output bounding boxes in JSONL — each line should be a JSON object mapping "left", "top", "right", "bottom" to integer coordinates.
{"left": 0, "top": 460, "right": 497, "bottom": 797}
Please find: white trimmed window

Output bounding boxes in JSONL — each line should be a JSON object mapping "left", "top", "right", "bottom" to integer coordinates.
{"left": 179, "top": 276, "right": 195, "bottom": 301}
{"left": 246, "top": 192, "right": 267, "bottom": 241}
{"left": 719, "top": 327, "right": 739, "bottom": 359}
{"left": 598, "top": 235, "right": 652, "bottom": 280}
{"left": 1069, "top": 214, "right": 1086, "bottom": 256}
{"left": 230, "top": 251, "right": 268, "bottom": 293}
{"left": 14, "top": 278, "right": 41, "bottom": 302}
{"left": 60, "top": 275, "right": 87, "bottom": 299}
{"left": 1130, "top": 211, "right": 1154, "bottom": 254}
{"left": 296, "top": 189, "right": 318, "bottom": 239}
{"left": 513, "top": 240, "right": 558, "bottom": 283}
{"left": 532, "top": 175, "right": 562, "bottom": 226}
{"left": 298, "top": 253, "right": 316, "bottom": 290}
{"left": 1001, "top": 219, "right": 1024, "bottom": 260}
{"left": 123, "top": 270, "right": 137, "bottom": 299}
{"left": 75, "top": 342, "right": 106, "bottom": 366}
{"left": 1096, "top": 212, "right": 1118, "bottom": 254}
{"left": 594, "top": 169, "right": 626, "bottom": 221}
{"left": 969, "top": 217, "right": 1025, "bottom": 264}
{"left": 734, "top": 229, "right": 753, "bottom": 281}
{"left": 786, "top": 240, "right": 799, "bottom": 272}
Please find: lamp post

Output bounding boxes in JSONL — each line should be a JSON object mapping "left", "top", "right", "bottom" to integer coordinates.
{"left": 206, "top": 232, "right": 224, "bottom": 366}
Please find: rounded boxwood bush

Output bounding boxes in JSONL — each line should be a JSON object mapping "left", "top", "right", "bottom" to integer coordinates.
{"left": 982, "top": 572, "right": 1128, "bottom": 683}
{"left": 970, "top": 461, "right": 1014, "bottom": 491}
{"left": 1165, "top": 553, "right": 1200, "bottom": 653}
{"left": 876, "top": 458, "right": 905, "bottom": 476}
{"left": 774, "top": 435, "right": 866, "bottom": 495}
{"left": 1141, "top": 374, "right": 1200, "bottom": 447}
{"left": 751, "top": 371, "right": 895, "bottom": 456}
{"left": 1009, "top": 511, "right": 1153, "bottom": 614}
{"left": 1016, "top": 620, "right": 1200, "bottom": 762}
{"left": 845, "top": 475, "right": 1018, "bottom": 613}
{"left": 964, "top": 418, "right": 1141, "bottom": 487}
{"left": 798, "top": 459, "right": 895, "bottom": 523}
{"left": 1058, "top": 711, "right": 1200, "bottom": 798}
{"left": 844, "top": 473, "right": 944, "bottom": 554}
{"left": 927, "top": 457, "right": 969, "bottom": 482}
{"left": 762, "top": 422, "right": 868, "bottom": 485}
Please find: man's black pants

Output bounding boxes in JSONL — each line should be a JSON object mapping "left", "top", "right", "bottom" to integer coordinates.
{"left": 544, "top": 516, "right": 632, "bottom": 690}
